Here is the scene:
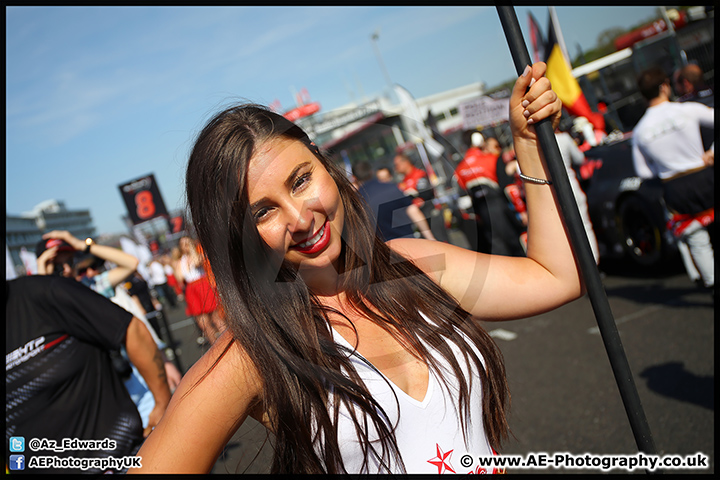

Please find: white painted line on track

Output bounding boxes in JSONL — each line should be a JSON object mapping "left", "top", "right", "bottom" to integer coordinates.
{"left": 170, "top": 317, "right": 197, "bottom": 331}
{"left": 587, "top": 304, "right": 664, "bottom": 335}
{"left": 489, "top": 328, "right": 518, "bottom": 341}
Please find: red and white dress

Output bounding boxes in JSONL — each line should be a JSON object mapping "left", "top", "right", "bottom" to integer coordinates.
{"left": 178, "top": 255, "right": 217, "bottom": 317}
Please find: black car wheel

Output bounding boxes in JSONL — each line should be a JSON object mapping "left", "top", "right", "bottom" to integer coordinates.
{"left": 616, "top": 195, "right": 663, "bottom": 267}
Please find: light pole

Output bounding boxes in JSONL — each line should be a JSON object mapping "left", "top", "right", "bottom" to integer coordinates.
{"left": 370, "top": 29, "right": 395, "bottom": 101}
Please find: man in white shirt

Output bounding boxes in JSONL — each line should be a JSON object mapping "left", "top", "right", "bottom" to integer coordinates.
{"left": 632, "top": 66, "right": 714, "bottom": 291}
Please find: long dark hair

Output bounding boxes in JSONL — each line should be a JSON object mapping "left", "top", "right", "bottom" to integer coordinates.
{"left": 185, "top": 104, "right": 509, "bottom": 473}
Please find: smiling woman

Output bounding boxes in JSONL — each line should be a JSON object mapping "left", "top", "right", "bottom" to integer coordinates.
{"left": 247, "top": 139, "right": 345, "bottom": 280}
{"left": 131, "top": 63, "right": 583, "bottom": 474}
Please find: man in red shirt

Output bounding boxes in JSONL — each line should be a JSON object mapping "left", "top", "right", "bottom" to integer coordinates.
{"left": 394, "top": 154, "right": 431, "bottom": 203}
{"left": 455, "top": 134, "right": 501, "bottom": 192}
{"left": 454, "top": 133, "right": 525, "bottom": 256}
{"left": 394, "top": 153, "right": 449, "bottom": 242}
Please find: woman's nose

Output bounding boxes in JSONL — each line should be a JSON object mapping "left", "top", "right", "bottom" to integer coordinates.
{"left": 286, "top": 200, "right": 313, "bottom": 234}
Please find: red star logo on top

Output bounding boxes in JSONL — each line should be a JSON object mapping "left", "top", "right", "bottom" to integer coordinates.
{"left": 427, "top": 444, "right": 455, "bottom": 474}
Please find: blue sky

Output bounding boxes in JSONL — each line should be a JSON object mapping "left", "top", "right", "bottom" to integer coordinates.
{"left": 6, "top": 6, "right": 662, "bottom": 235}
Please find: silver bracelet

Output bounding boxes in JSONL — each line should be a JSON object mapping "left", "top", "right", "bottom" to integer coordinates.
{"left": 518, "top": 171, "right": 552, "bottom": 185}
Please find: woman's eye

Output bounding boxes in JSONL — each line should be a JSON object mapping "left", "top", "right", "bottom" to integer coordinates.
{"left": 292, "top": 172, "right": 312, "bottom": 193}
{"left": 253, "top": 207, "right": 271, "bottom": 222}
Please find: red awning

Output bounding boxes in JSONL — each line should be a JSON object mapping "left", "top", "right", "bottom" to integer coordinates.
{"left": 614, "top": 12, "right": 687, "bottom": 51}
{"left": 283, "top": 102, "right": 321, "bottom": 122}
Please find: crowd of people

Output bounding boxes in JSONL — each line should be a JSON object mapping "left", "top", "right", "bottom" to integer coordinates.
{"left": 347, "top": 114, "right": 599, "bottom": 265}
{"left": 5, "top": 58, "right": 713, "bottom": 474}
{"left": 5, "top": 229, "right": 225, "bottom": 473}
{"left": 7, "top": 232, "right": 174, "bottom": 473}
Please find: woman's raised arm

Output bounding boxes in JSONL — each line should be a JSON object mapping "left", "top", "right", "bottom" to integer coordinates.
{"left": 389, "top": 62, "right": 583, "bottom": 321}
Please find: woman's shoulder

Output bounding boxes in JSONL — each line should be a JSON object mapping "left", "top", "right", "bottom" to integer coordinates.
{"left": 185, "top": 330, "right": 262, "bottom": 393}
{"left": 387, "top": 237, "right": 471, "bottom": 259}
{"left": 386, "top": 237, "right": 437, "bottom": 260}
{"left": 164, "top": 330, "right": 264, "bottom": 427}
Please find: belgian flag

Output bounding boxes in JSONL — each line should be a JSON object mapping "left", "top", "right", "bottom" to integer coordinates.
{"left": 543, "top": 10, "right": 605, "bottom": 133}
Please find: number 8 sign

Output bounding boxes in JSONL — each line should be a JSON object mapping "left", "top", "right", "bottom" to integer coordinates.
{"left": 119, "top": 174, "right": 169, "bottom": 225}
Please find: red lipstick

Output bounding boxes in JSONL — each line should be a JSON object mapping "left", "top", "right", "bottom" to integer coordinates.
{"left": 291, "top": 220, "right": 331, "bottom": 255}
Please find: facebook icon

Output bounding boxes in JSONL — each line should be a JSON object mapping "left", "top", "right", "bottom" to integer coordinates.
{"left": 9, "top": 454, "right": 25, "bottom": 471}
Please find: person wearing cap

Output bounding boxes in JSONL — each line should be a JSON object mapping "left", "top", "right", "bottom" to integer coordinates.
{"left": 36, "top": 230, "right": 139, "bottom": 284}
{"left": 34, "top": 236, "right": 77, "bottom": 277}
{"left": 454, "top": 131, "right": 526, "bottom": 256}
{"left": 572, "top": 116, "right": 607, "bottom": 152}
{"left": 35, "top": 230, "right": 180, "bottom": 428}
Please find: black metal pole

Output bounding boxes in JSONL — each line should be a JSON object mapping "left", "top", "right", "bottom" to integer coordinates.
{"left": 496, "top": 5, "right": 659, "bottom": 466}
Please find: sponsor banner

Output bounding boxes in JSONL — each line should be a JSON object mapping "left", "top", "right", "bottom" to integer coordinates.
{"left": 459, "top": 96, "right": 510, "bottom": 130}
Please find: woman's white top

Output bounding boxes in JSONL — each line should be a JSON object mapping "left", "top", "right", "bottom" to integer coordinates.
{"left": 328, "top": 318, "right": 495, "bottom": 474}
